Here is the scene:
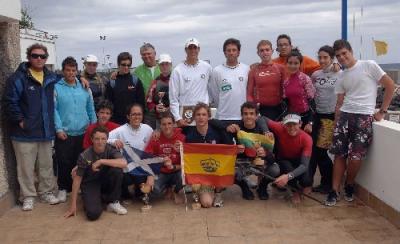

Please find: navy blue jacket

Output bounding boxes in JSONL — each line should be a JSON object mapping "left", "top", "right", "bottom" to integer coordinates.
{"left": 4, "top": 62, "right": 58, "bottom": 141}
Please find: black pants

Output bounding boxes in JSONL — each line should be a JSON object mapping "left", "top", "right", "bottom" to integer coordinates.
{"left": 309, "top": 113, "right": 334, "bottom": 187}
{"left": 55, "top": 134, "right": 84, "bottom": 192}
{"left": 121, "top": 173, "right": 148, "bottom": 199}
{"left": 279, "top": 159, "right": 312, "bottom": 189}
{"left": 259, "top": 104, "right": 284, "bottom": 121}
{"left": 81, "top": 167, "right": 123, "bottom": 221}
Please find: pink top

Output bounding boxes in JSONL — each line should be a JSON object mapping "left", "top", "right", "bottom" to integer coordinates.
{"left": 283, "top": 71, "right": 315, "bottom": 114}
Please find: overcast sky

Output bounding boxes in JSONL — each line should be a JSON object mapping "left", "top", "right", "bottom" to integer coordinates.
{"left": 22, "top": 0, "right": 400, "bottom": 69}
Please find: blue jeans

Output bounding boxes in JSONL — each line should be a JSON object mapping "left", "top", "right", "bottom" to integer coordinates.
{"left": 152, "top": 171, "right": 183, "bottom": 197}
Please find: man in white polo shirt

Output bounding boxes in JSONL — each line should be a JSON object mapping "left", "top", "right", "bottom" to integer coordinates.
{"left": 325, "top": 39, "right": 395, "bottom": 206}
{"left": 169, "top": 38, "right": 212, "bottom": 127}
{"left": 209, "top": 38, "right": 249, "bottom": 126}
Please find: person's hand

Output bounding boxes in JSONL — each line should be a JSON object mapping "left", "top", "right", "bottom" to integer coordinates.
{"left": 174, "top": 140, "right": 182, "bottom": 152}
{"left": 274, "top": 174, "right": 289, "bottom": 188}
{"left": 163, "top": 156, "right": 173, "bottom": 169}
{"left": 374, "top": 111, "right": 385, "bottom": 121}
{"left": 64, "top": 205, "right": 77, "bottom": 218}
{"left": 237, "top": 144, "right": 245, "bottom": 154}
{"left": 71, "top": 166, "right": 78, "bottom": 178}
{"left": 146, "top": 176, "right": 155, "bottom": 189}
{"left": 331, "top": 63, "right": 341, "bottom": 73}
{"left": 114, "top": 140, "right": 124, "bottom": 149}
{"left": 80, "top": 77, "right": 90, "bottom": 89}
{"left": 156, "top": 104, "right": 166, "bottom": 113}
{"left": 265, "top": 132, "right": 274, "bottom": 141}
{"left": 19, "top": 121, "right": 24, "bottom": 129}
{"left": 256, "top": 147, "right": 266, "bottom": 157}
{"left": 57, "top": 131, "right": 68, "bottom": 140}
{"left": 110, "top": 71, "right": 118, "bottom": 80}
{"left": 151, "top": 130, "right": 161, "bottom": 141}
{"left": 91, "top": 160, "right": 102, "bottom": 172}
{"left": 304, "top": 123, "right": 312, "bottom": 134}
{"left": 177, "top": 119, "right": 189, "bottom": 127}
{"left": 226, "top": 124, "right": 240, "bottom": 133}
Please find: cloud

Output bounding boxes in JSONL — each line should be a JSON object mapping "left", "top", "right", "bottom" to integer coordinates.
{"left": 22, "top": 0, "right": 400, "bottom": 69}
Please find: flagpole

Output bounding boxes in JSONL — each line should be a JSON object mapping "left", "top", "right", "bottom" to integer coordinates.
{"left": 180, "top": 143, "right": 188, "bottom": 212}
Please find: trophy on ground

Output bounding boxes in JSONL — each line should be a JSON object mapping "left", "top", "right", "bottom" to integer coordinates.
{"left": 191, "top": 184, "right": 202, "bottom": 210}
{"left": 140, "top": 183, "right": 152, "bottom": 212}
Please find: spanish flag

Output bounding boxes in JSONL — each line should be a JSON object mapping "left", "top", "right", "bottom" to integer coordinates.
{"left": 237, "top": 130, "right": 274, "bottom": 157}
{"left": 183, "top": 143, "right": 237, "bottom": 187}
{"left": 374, "top": 40, "right": 388, "bottom": 56}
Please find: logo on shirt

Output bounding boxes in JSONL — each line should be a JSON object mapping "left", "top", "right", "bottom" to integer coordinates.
{"left": 200, "top": 74, "right": 206, "bottom": 79}
{"left": 239, "top": 76, "right": 244, "bottom": 82}
{"left": 316, "top": 77, "right": 337, "bottom": 86}
{"left": 127, "top": 85, "right": 136, "bottom": 90}
{"left": 221, "top": 84, "right": 232, "bottom": 92}
{"left": 28, "top": 86, "right": 35, "bottom": 91}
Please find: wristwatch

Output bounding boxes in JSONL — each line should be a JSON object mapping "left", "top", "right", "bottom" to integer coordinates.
{"left": 287, "top": 172, "right": 294, "bottom": 181}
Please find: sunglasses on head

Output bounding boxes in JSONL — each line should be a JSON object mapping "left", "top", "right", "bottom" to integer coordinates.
{"left": 120, "top": 63, "right": 131, "bottom": 67}
{"left": 31, "top": 53, "right": 48, "bottom": 59}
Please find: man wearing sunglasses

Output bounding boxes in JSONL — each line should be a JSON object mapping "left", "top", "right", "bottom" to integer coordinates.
{"left": 4, "top": 43, "right": 60, "bottom": 211}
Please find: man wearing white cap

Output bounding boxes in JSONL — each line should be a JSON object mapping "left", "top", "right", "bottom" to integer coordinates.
{"left": 146, "top": 54, "right": 173, "bottom": 128}
{"left": 265, "top": 113, "right": 313, "bottom": 204}
{"left": 169, "top": 38, "right": 212, "bottom": 127}
{"left": 81, "top": 54, "right": 108, "bottom": 106}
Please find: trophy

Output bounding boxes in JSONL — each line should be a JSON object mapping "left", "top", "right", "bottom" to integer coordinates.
{"left": 157, "top": 91, "right": 166, "bottom": 113}
{"left": 252, "top": 141, "right": 265, "bottom": 166}
{"left": 140, "top": 183, "right": 152, "bottom": 212}
{"left": 191, "top": 184, "right": 202, "bottom": 210}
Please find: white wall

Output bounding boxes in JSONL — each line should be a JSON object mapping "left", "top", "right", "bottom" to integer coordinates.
{"left": 20, "top": 31, "right": 57, "bottom": 70}
{"left": 0, "top": 0, "right": 21, "bottom": 21}
{"left": 356, "top": 120, "right": 400, "bottom": 212}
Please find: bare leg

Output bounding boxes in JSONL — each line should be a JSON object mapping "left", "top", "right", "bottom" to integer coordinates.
{"left": 332, "top": 156, "right": 347, "bottom": 192}
{"left": 346, "top": 159, "right": 362, "bottom": 185}
{"left": 199, "top": 192, "right": 214, "bottom": 208}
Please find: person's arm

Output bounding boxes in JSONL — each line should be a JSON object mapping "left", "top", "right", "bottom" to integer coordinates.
{"left": 168, "top": 69, "right": 182, "bottom": 121}
{"left": 54, "top": 88, "right": 68, "bottom": 140}
{"left": 92, "top": 157, "right": 127, "bottom": 171}
{"left": 4, "top": 76, "right": 24, "bottom": 124}
{"left": 374, "top": 74, "right": 396, "bottom": 121}
{"left": 208, "top": 69, "right": 219, "bottom": 106}
{"left": 334, "top": 93, "right": 345, "bottom": 125}
{"left": 64, "top": 175, "right": 82, "bottom": 218}
{"left": 303, "top": 74, "right": 316, "bottom": 100}
{"left": 304, "top": 56, "right": 321, "bottom": 76}
{"left": 146, "top": 80, "right": 157, "bottom": 111}
{"left": 246, "top": 69, "right": 255, "bottom": 102}
{"left": 86, "top": 89, "right": 97, "bottom": 124}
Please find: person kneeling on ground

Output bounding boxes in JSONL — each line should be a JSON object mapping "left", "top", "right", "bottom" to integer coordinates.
{"left": 267, "top": 114, "right": 313, "bottom": 204}
{"left": 145, "top": 112, "right": 185, "bottom": 204}
{"left": 64, "top": 126, "right": 128, "bottom": 221}
{"left": 226, "top": 102, "right": 280, "bottom": 200}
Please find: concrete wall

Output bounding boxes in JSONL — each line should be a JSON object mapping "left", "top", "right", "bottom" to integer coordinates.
{"left": 356, "top": 120, "right": 400, "bottom": 212}
{"left": 0, "top": 0, "right": 21, "bottom": 22}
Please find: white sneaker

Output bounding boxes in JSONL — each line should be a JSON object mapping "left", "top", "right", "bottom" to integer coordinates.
{"left": 40, "top": 192, "right": 59, "bottom": 205}
{"left": 107, "top": 201, "right": 128, "bottom": 215}
{"left": 213, "top": 193, "right": 224, "bottom": 208}
{"left": 22, "top": 197, "right": 34, "bottom": 211}
{"left": 57, "top": 190, "right": 67, "bottom": 203}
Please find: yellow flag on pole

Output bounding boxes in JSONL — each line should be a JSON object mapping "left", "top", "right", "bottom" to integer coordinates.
{"left": 374, "top": 40, "right": 388, "bottom": 56}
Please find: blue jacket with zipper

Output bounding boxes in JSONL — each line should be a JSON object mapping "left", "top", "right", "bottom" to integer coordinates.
{"left": 4, "top": 62, "right": 57, "bottom": 142}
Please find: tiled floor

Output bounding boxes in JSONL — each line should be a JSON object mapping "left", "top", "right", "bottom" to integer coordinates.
{"left": 0, "top": 186, "right": 399, "bottom": 244}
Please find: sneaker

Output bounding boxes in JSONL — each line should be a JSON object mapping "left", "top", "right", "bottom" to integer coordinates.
{"left": 312, "top": 184, "right": 331, "bottom": 194}
{"left": 213, "top": 193, "right": 224, "bottom": 207}
{"left": 256, "top": 187, "right": 269, "bottom": 200}
{"left": 237, "top": 180, "right": 255, "bottom": 200}
{"left": 40, "top": 192, "right": 60, "bottom": 205}
{"left": 22, "top": 197, "right": 34, "bottom": 211}
{"left": 325, "top": 191, "right": 340, "bottom": 207}
{"left": 57, "top": 190, "right": 67, "bottom": 203}
{"left": 344, "top": 184, "right": 355, "bottom": 202}
{"left": 107, "top": 201, "right": 128, "bottom": 215}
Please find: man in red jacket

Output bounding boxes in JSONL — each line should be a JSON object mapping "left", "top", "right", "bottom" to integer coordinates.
{"left": 145, "top": 112, "right": 185, "bottom": 203}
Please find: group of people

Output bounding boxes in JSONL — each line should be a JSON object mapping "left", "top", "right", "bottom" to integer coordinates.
{"left": 4, "top": 33, "right": 395, "bottom": 221}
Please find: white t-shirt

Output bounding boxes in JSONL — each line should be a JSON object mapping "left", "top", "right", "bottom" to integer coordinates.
{"left": 169, "top": 60, "right": 212, "bottom": 121}
{"left": 209, "top": 63, "right": 249, "bottom": 120}
{"left": 335, "top": 60, "right": 385, "bottom": 115}
{"left": 107, "top": 123, "right": 153, "bottom": 150}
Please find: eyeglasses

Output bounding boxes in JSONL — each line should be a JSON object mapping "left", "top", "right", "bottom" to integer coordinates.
{"left": 120, "top": 63, "right": 131, "bottom": 67}
{"left": 129, "top": 113, "right": 143, "bottom": 117}
{"left": 30, "top": 53, "right": 48, "bottom": 59}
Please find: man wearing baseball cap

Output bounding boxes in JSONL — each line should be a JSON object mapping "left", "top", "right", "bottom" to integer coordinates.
{"left": 146, "top": 53, "right": 173, "bottom": 128}
{"left": 169, "top": 38, "right": 212, "bottom": 127}
{"left": 265, "top": 113, "right": 313, "bottom": 204}
{"left": 81, "top": 54, "right": 108, "bottom": 107}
